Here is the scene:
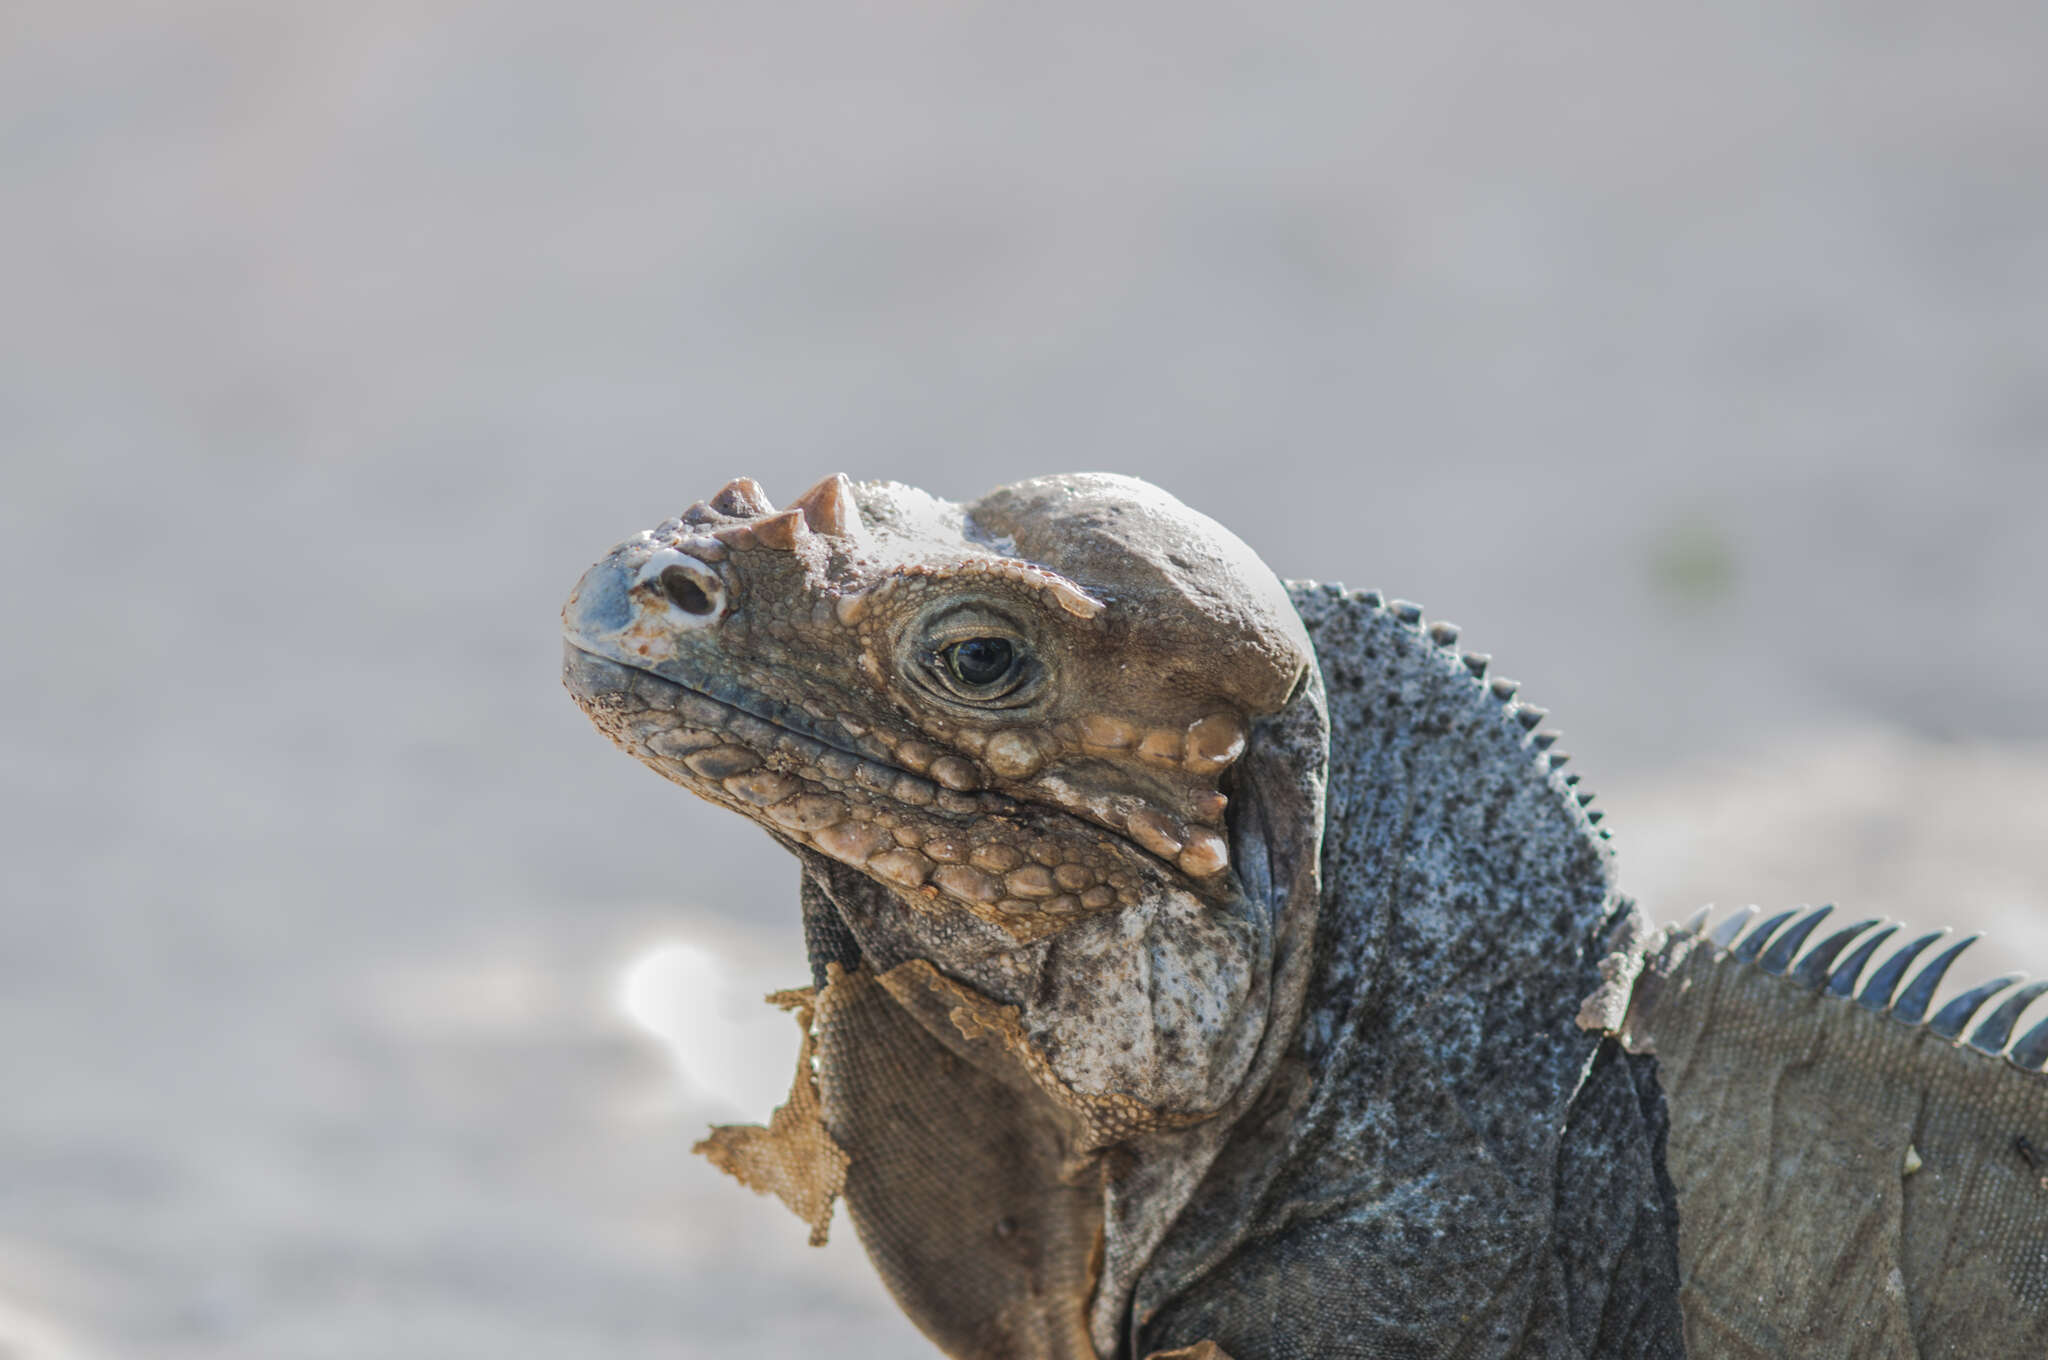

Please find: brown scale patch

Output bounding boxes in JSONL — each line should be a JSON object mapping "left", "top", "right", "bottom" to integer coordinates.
{"left": 646, "top": 727, "right": 719, "bottom": 758}
{"left": 1125, "top": 808, "right": 1184, "bottom": 859}
{"left": 586, "top": 647, "right": 1188, "bottom": 939}
{"left": 972, "top": 843, "right": 1025, "bottom": 873}
{"left": 1176, "top": 826, "right": 1229, "bottom": 878}
{"left": 1054, "top": 863, "right": 1095, "bottom": 892}
{"left": 930, "top": 756, "right": 980, "bottom": 791}
{"left": 616, "top": 697, "right": 1156, "bottom": 942}
{"left": 933, "top": 864, "right": 1002, "bottom": 905}
{"left": 1078, "top": 714, "right": 1136, "bottom": 750}
{"left": 692, "top": 988, "right": 849, "bottom": 1247}
{"left": 1137, "top": 728, "right": 1184, "bottom": 765}
{"left": 1006, "top": 865, "right": 1057, "bottom": 898}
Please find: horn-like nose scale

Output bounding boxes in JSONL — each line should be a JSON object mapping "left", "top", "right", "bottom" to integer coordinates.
{"left": 789, "top": 473, "right": 864, "bottom": 538}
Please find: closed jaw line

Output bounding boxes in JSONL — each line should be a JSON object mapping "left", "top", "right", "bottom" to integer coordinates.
{"left": 563, "top": 644, "right": 1152, "bottom": 941}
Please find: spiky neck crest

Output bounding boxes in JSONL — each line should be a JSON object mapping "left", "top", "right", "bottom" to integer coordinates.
{"left": 1273, "top": 581, "right": 1619, "bottom": 1094}
{"left": 1125, "top": 583, "right": 1674, "bottom": 1356}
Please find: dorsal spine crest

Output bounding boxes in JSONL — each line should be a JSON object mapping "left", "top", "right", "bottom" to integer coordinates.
{"left": 1681, "top": 905, "right": 2048, "bottom": 1074}
{"left": 1308, "top": 583, "right": 1610, "bottom": 841}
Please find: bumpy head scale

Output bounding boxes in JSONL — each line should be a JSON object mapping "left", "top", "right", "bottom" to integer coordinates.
{"left": 562, "top": 472, "right": 1313, "bottom": 940}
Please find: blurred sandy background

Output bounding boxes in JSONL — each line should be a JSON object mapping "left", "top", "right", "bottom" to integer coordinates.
{"left": 4, "top": 2, "right": 2046, "bottom": 1356}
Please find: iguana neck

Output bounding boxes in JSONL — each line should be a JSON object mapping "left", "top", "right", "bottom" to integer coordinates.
{"left": 1128, "top": 583, "right": 1683, "bottom": 1359}
{"left": 797, "top": 661, "right": 1333, "bottom": 1357}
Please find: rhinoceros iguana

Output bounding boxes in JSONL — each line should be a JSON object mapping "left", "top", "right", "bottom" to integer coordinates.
{"left": 560, "top": 471, "right": 2048, "bottom": 1360}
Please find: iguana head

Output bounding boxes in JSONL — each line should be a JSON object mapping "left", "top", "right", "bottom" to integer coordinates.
{"left": 562, "top": 472, "right": 1312, "bottom": 941}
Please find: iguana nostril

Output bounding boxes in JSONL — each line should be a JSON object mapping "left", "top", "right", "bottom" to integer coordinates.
{"left": 660, "top": 565, "right": 717, "bottom": 616}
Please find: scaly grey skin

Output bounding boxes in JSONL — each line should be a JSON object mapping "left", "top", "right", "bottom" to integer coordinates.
{"left": 1615, "top": 907, "right": 2048, "bottom": 1357}
{"left": 563, "top": 472, "right": 2048, "bottom": 1360}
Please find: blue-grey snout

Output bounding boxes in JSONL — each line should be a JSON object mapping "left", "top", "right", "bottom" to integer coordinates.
{"left": 563, "top": 533, "right": 728, "bottom": 667}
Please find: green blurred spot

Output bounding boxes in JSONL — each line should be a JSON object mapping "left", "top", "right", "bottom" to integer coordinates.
{"left": 1648, "top": 515, "right": 1737, "bottom": 606}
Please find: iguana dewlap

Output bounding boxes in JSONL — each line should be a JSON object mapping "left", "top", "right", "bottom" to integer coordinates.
{"left": 562, "top": 472, "right": 2048, "bottom": 1359}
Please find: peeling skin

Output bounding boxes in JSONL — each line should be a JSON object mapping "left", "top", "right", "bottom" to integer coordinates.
{"left": 563, "top": 473, "right": 1314, "bottom": 1126}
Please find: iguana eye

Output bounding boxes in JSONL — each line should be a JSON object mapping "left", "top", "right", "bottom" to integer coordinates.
{"left": 943, "top": 637, "right": 1016, "bottom": 688}
{"left": 907, "top": 611, "right": 1041, "bottom": 709}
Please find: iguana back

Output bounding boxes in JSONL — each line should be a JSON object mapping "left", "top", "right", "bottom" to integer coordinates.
{"left": 1623, "top": 908, "right": 2048, "bottom": 1358}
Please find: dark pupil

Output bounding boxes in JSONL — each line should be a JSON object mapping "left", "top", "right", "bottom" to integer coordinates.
{"left": 947, "top": 638, "right": 1014, "bottom": 686}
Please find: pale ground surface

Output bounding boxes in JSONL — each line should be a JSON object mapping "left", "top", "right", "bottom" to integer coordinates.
{"left": 3, "top": 2, "right": 2046, "bottom": 1356}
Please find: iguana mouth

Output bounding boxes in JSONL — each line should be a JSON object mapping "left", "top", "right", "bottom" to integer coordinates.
{"left": 564, "top": 638, "right": 928, "bottom": 781}
{"left": 562, "top": 641, "right": 1001, "bottom": 815}
{"left": 564, "top": 641, "right": 1151, "bottom": 938}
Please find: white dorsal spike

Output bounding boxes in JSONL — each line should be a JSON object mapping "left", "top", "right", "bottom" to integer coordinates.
{"left": 1708, "top": 906, "right": 1759, "bottom": 952}
{"left": 1969, "top": 978, "right": 2048, "bottom": 1055}
{"left": 1792, "top": 918, "right": 1879, "bottom": 991}
{"left": 1758, "top": 905, "right": 1835, "bottom": 975}
{"left": 1893, "top": 935, "right": 1981, "bottom": 1025}
{"left": 1733, "top": 909, "right": 1802, "bottom": 963}
{"left": 1857, "top": 929, "right": 1948, "bottom": 1012}
{"left": 2011, "top": 1013, "right": 2048, "bottom": 1070}
{"left": 1929, "top": 974, "right": 2023, "bottom": 1042}
{"left": 1826, "top": 923, "right": 1899, "bottom": 999}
